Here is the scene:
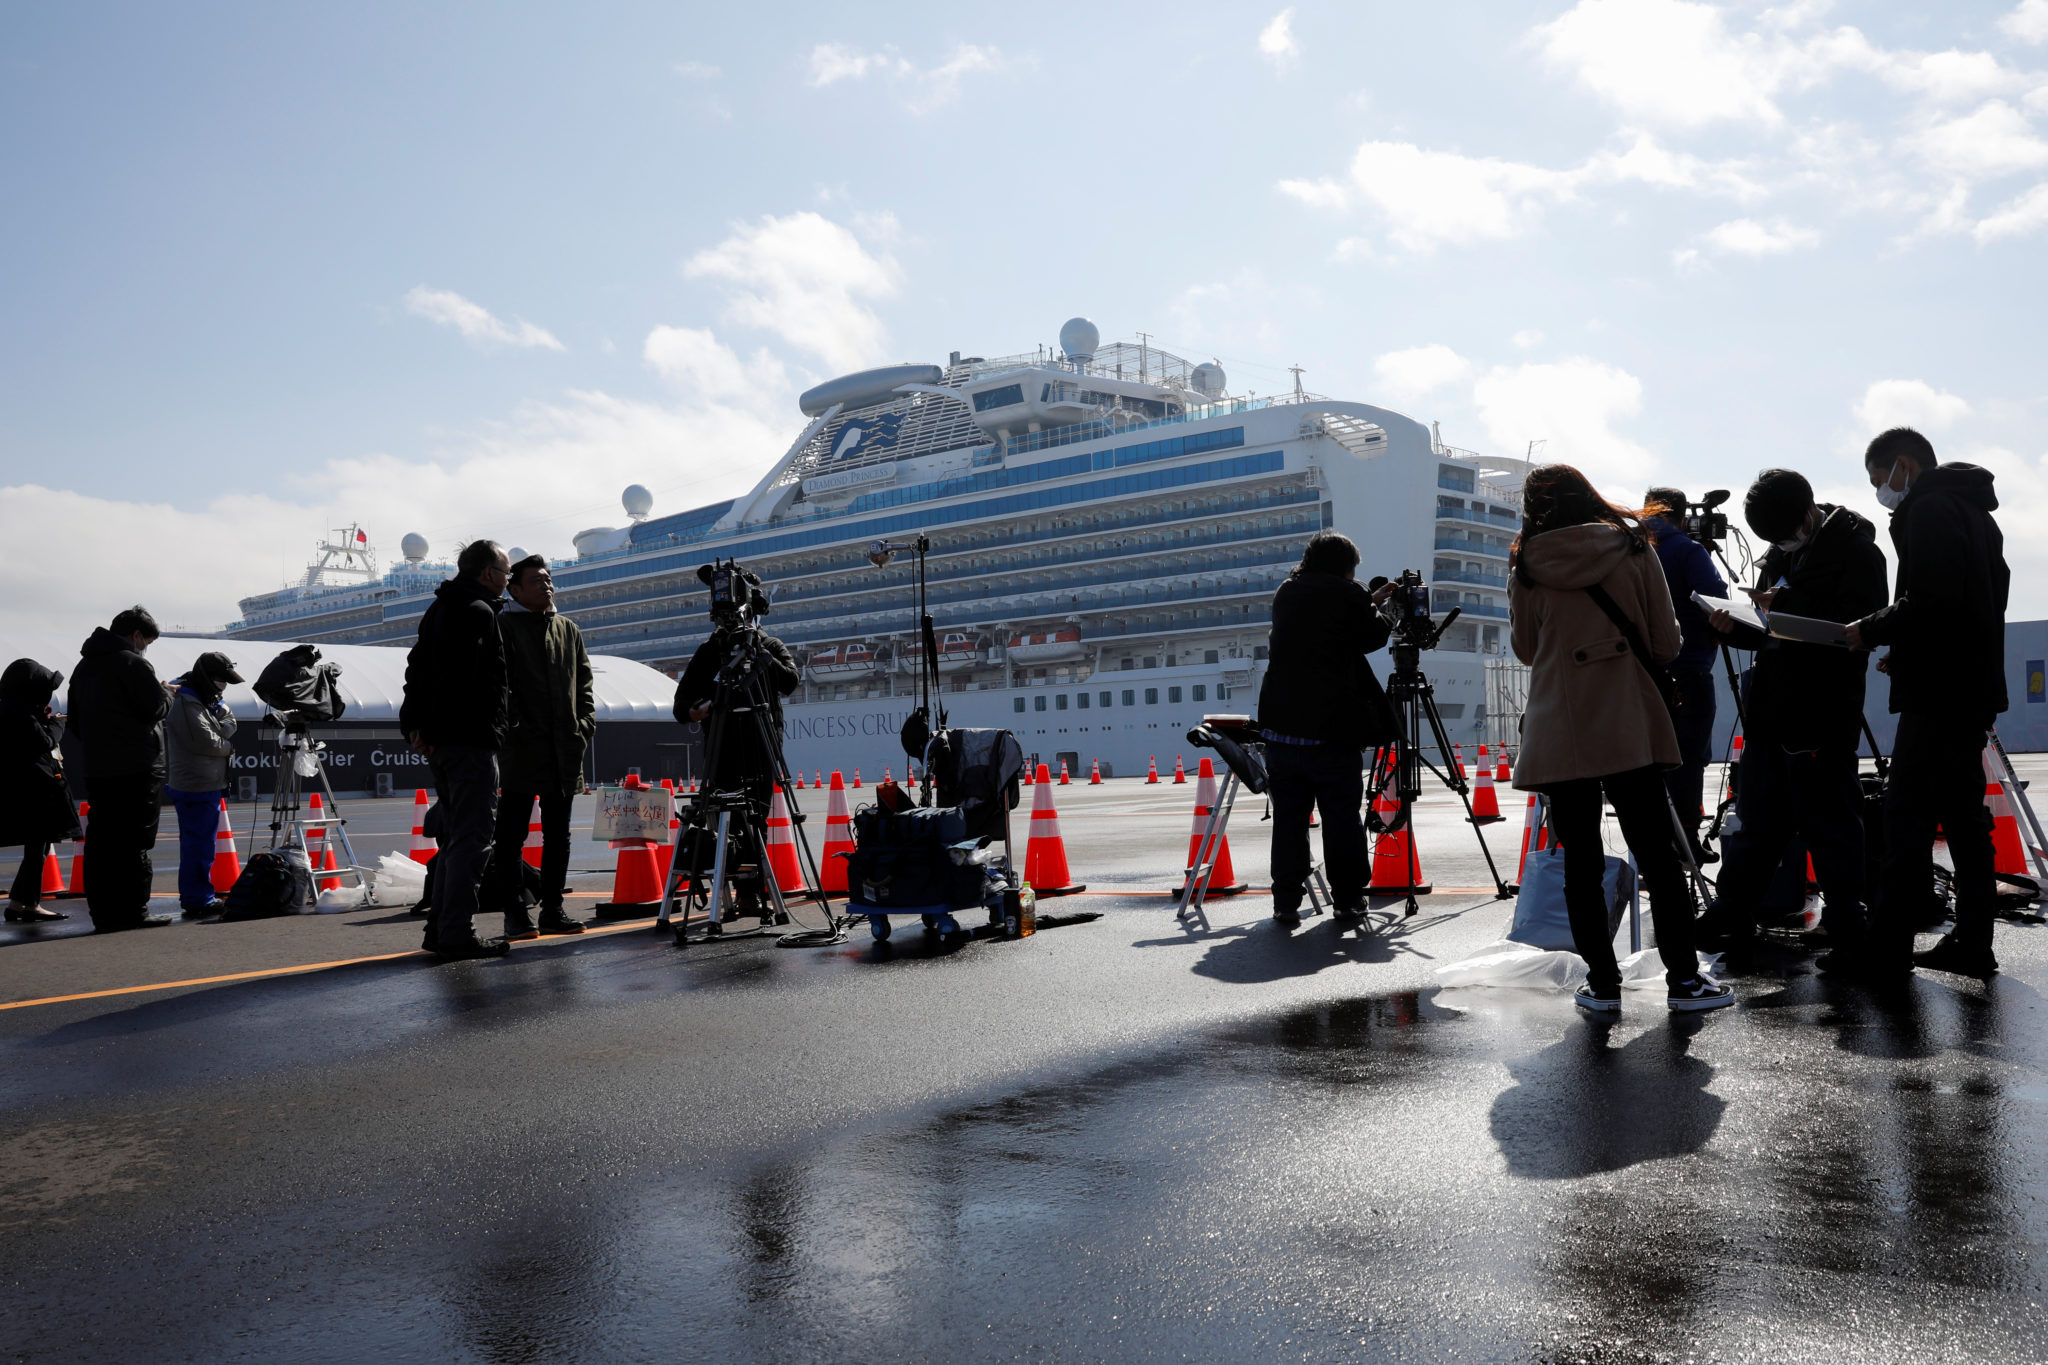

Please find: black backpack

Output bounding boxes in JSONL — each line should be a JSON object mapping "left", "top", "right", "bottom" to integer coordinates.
{"left": 221, "top": 851, "right": 299, "bottom": 920}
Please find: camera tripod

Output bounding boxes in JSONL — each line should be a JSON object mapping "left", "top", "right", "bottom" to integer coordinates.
{"left": 263, "top": 714, "right": 374, "bottom": 903}
{"left": 1364, "top": 637, "right": 1514, "bottom": 919}
{"left": 655, "top": 629, "right": 842, "bottom": 946}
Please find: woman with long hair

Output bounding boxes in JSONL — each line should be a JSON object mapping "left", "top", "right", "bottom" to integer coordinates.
{"left": 1509, "top": 465, "right": 1732, "bottom": 1013}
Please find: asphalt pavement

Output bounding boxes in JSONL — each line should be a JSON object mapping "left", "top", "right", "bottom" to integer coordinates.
{"left": 3, "top": 764, "right": 2045, "bottom": 1363}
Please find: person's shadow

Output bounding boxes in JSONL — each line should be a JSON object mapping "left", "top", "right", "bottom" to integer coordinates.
{"left": 1489, "top": 1017, "right": 1725, "bottom": 1178}
{"left": 1187, "top": 917, "right": 1397, "bottom": 984}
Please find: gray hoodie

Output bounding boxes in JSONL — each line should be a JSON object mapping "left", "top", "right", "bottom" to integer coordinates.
{"left": 165, "top": 684, "right": 238, "bottom": 792}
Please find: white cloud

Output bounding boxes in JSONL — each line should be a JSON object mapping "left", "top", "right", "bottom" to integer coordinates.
{"left": 1473, "top": 357, "right": 1651, "bottom": 490}
{"left": 643, "top": 326, "right": 789, "bottom": 410}
{"left": 1854, "top": 379, "right": 1971, "bottom": 434}
{"left": 1537, "top": 0, "right": 1788, "bottom": 128}
{"left": 2002, "top": 1, "right": 2048, "bottom": 45}
{"left": 1258, "top": 9, "right": 1299, "bottom": 69}
{"left": 1906, "top": 100, "right": 2048, "bottom": 180}
{"left": 1701, "top": 216, "right": 1821, "bottom": 254}
{"left": 807, "top": 43, "right": 910, "bottom": 86}
{"left": 804, "top": 42, "right": 1005, "bottom": 112}
{"left": 1511, "top": 329, "right": 1546, "bottom": 348}
{"left": 402, "top": 286, "right": 564, "bottom": 351}
{"left": 1974, "top": 180, "right": 2048, "bottom": 240}
{"left": 1372, "top": 344, "right": 1471, "bottom": 403}
{"left": 683, "top": 211, "right": 898, "bottom": 372}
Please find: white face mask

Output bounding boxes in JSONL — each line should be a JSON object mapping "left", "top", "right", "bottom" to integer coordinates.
{"left": 1774, "top": 507, "right": 1818, "bottom": 554}
{"left": 1874, "top": 459, "right": 1910, "bottom": 511}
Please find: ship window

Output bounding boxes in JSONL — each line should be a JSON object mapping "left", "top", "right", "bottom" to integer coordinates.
{"left": 974, "top": 384, "right": 1024, "bottom": 412}
{"left": 1121, "top": 659, "right": 1135, "bottom": 671}
{"left": 1055, "top": 694, "right": 1068, "bottom": 710}
{"left": 1013, "top": 697, "right": 1026, "bottom": 713}
{"left": 1033, "top": 694, "right": 1047, "bottom": 712}
{"left": 1121, "top": 690, "right": 1135, "bottom": 706}
{"left": 1144, "top": 688, "right": 1159, "bottom": 705}
{"left": 1253, "top": 645, "right": 1270, "bottom": 659}
{"left": 1204, "top": 650, "right": 1219, "bottom": 664}
{"left": 1192, "top": 685, "right": 1207, "bottom": 702}
{"left": 1439, "top": 465, "right": 1476, "bottom": 493}
{"left": 1167, "top": 686, "right": 1182, "bottom": 704}
{"left": 1100, "top": 691, "right": 1112, "bottom": 707}
{"left": 1143, "top": 657, "right": 1159, "bottom": 669}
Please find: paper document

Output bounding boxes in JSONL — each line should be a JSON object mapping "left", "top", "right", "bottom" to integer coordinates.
{"left": 1691, "top": 592, "right": 1764, "bottom": 633}
{"left": 1692, "top": 592, "right": 1851, "bottom": 648}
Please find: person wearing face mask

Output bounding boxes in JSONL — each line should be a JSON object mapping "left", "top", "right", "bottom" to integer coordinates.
{"left": 163, "top": 651, "right": 243, "bottom": 918}
{"left": 1700, "top": 470, "right": 1888, "bottom": 952}
{"left": 1842, "top": 428, "right": 2010, "bottom": 980}
{"left": 67, "top": 606, "right": 174, "bottom": 931}
{"left": 1642, "top": 487, "right": 1729, "bottom": 863}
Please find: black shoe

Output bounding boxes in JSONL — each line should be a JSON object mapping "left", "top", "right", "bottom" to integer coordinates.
{"left": 538, "top": 912, "right": 587, "bottom": 935}
{"left": 433, "top": 936, "right": 511, "bottom": 960}
{"left": 1912, "top": 935, "right": 1998, "bottom": 979}
{"left": 1332, "top": 902, "right": 1368, "bottom": 925}
{"left": 181, "top": 899, "right": 225, "bottom": 920}
{"left": 502, "top": 924, "right": 541, "bottom": 942}
{"left": 421, "top": 928, "right": 439, "bottom": 954}
{"left": 4, "top": 901, "right": 65, "bottom": 922}
{"left": 1272, "top": 903, "right": 1302, "bottom": 927}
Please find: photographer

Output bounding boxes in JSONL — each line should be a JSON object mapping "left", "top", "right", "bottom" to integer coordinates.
{"left": 1844, "top": 428, "right": 2010, "bottom": 980}
{"left": 1700, "top": 470, "right": 1888, "bottom": 950}
{"left": 1254, "top": 531, "right": 1396, "bottom": 927}
{"left": 1509, "top": 466, "right": 1730, "bottom": 1014}
{"left": 1643, "top": 487, "right": 1728, "bottom": 858}
{"left": 164, "top": 651, "right": 243, "bottom": 919}
{"left": 674, "top": 568, "right": 800, "bottom": 820}
{"left": 67, "top": 606, "right": 174, "bottom": 932}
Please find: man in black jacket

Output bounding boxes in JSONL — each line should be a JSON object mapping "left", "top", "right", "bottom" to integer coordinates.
{"left": 1701, "top": 470, "right": 1889, "bottom": 949}
{"left": 401, "top": 540, "right": 512, "bottom": 959}
{"left": 66, "top": 606, "right": 174, "bottom": 932}
{"left": 1845, "top": 428, "right": 2010, "bottom": 979}
{"left": 674, "top": 573, "right": 800, "bottom": 815}
{"left": 1254, "top": 532, "right": 1397, "bottom": 926}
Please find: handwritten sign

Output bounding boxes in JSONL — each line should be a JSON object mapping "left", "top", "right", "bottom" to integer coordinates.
{"left": 593, "top": 785, "right": 673, "bottom": 843}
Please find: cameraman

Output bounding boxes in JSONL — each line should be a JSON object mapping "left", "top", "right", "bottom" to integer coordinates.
{"left": 1700, "top": 470, "right": 1888, "bottom": 950}
{"left": 674, "top": 569, "right": 800, "bottom": 821}
{"left": 1644, "top": 488, "right": 1728, "bottom": 859}
{"left": 1844, "top": 428, "right": 2010, "bottom": 980}
{"left": 1254, "top": 532, "right": 1396, "bottom": 927}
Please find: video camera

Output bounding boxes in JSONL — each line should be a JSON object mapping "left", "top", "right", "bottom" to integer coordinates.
{"left": 1369, "top": 569, "right": 1457, "bottom": 651}
{"left": 253, "top": 645, "right": 346, "bottom": 726}
{"left": 698, "top": 558, "right": 767, "bottom": 627}
{"left": 1675, "top": 490, "right": 1731, "bottom": 547}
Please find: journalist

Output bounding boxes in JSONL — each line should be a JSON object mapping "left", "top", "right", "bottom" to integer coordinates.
{"left": 1, "top": 659, "right": 82, "bottom": 923}
{"left": 1253, "top": 531, "right": 1395, "bottom": 926}
{"left": 675, "top": 569, "right": 800, "bottom": 827}
{"left": 1844, "top": 428, "right": 2010, "bottom": 979}
{"left": 1509, "top": 465, "right": 1731, "bottom": 1014}
{"left": 490, "top": 555, "right": 594, "bottom": 939}
{"left": 67, "top": 606, "right": 174, "bottom": 932}
{"left": 1643, "top": 487, "right": 1728, "bottom": 858}
{"left": 1700, "top": 470, "right": 1888, "bottom": 950}
{"left": 402, "top": 539, "right": 513, "bottom": 960}
{"left": 164, "top": 651, "right": 242, "bottom": 918}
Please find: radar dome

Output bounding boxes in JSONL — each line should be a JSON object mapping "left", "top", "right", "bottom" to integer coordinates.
{"left": 1191, "top": 361, "right": 1227, "bottom": 399}
{"left": 508, "top": 547, "right": 528, "bottom": 564}
{"left": 622, "top": 484, "right": 654, "bottom": 521}
{"left": 400, "top": 533, "right": 429, "bottom": 562}
{"left": 1059, "top": 317, "right": 1100, "bottom": 360}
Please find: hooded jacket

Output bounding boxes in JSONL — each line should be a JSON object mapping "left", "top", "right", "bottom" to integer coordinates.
{"left": 165, "top": 681, "right": 239, "bottom": 792}
{"left": 0, "top": 659, "right": 82, "bottom": 847}
{"left": 1255, "top": 570, "right": 1397, "bottom": 748}
{"left": 499, "top": 601, "right": 595, "bottom": 797}
{"left": 1509, "top": 523, "right": 1683, "bottom": 789}
{"left": 399, "top": 577, "right": 509, "bottom": 751}
{"left": 1718, "top": 504, "right": 1889, "bottom": 752}
{"left": 1645, "top": 514, "right": 1728, "bottom": 672}
{"left": 66, "top": 627, "right": 170, "bottom": 783}
{"left": 1855, "top": 462, "right": 2009, "bottom": 724}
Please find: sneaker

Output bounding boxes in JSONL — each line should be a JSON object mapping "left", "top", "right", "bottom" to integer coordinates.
{"left": 1574, "top": 983, "right": 1622, "bottom": 1013}
{"left": 1667, "top": 976, "right": 1735, "bottom": 1012}
{"left": 1272, "top": 903, "right": 1302, "bottom": 927}
{"left": 180, "top": 899, "right": 225, "bottom": 920}
{"left": 502, "top": 925, "right": 541, "bottom": 942}
{"left": 1912, "top": 935, "right": 1998, "bottom": 980}
{"left": 538, "top": 912, "right": 587, "bottom": 935}
{"left": 4, "top": 901, "right": 65, "bottom": 922}
{"left": 433, "top": 936, "right": 511, "bottom": 961}
{"left": 1332, "top": 901, "right": 1368, "bottom": 925}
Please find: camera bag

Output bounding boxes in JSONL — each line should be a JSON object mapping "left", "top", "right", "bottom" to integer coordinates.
{"left": 220, "top": 851, "right": 300, "bottom": 920}
{"left": 844, "top": 805, "right": 986, "bottom": 912}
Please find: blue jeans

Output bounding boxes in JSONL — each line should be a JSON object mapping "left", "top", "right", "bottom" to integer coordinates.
{"left": 165, "top": 786, "right": 224, "bottom": 909}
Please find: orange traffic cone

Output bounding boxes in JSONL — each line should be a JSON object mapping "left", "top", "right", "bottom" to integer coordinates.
{"left": 766, "top": 784, "right": 803, "bottom": 893}
{"left": 210, "top": 798, "right": 243, "bottom": 893}
{"left": 408, "top": 788, "right": 436, "bottom": 863}
{"left": 883, "top": 766, "right": 893, "bottom": 785}
{"left": 39, "top": 846, "right": 63, "bottom": 896}
{"left": 655, "top": 786, "right": 679, "bottom": 889}
{"left": 1516, "top": 792, "right": 1550, "bottom": 882}
{"left": 1986, "top": 749, "right": 2029, "bottom": 877}
{"left": 306, "top": 792, "right": 326, "bottom": 871}
{"left": 1058, "top": 761, "right": 1070, "bottom": 786}
{"left": 68, "top": 801, "right": 87, "bottom": 893}
{"left": 1181, "top": 757, "right": 1246, "bottom": 894}
{"left": 820, "top": 771, "right": 854, "bottom": 895}
{"left": 317, "top": 843, "right": 342, "bottom": 893}
{"left": 1172, "top": 755, "right": 1187, "bottom": 784}
{"left": 594, "top": 776, "right": 662, "bottom": 918}
{"left": 1495, "top": 749, "right": 1510, "bottom": 783}
{"left": 1452, "top": 744, "right": 1467, "bottom": 780}
{"left": 906, "top": 764, "right": 917, "bottom": 790}
{"left": 1145, "top": 756, "right": 1160, "bottom": 784}
{"left": 1369, "top": 786, "right": 1430, "bottom": 893}
{"left": 1471, "top": 746, "right": 1502, "bottom": 823}
{"left": 520, "top": 795, "right": 544, "bottom": 868}
{"left": 1022, "top": 763, "right": 1034, "bottom": 788}
{"left": 1024, "top": 763, "right": 1084, "bottom": 895}
{"left": 1089, "top": 758, "right": 1102, "bottom": 785}
{"left": 853, "top": 768, "right": 861, "bottom": 789}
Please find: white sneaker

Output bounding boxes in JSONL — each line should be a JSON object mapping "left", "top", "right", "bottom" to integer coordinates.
{"left": 1668, "top": 976, "right": 1735, "bottom": 1012}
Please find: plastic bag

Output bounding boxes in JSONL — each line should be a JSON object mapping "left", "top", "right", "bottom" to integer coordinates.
{"left": 316, "top": 885, "right": 368, "bottom": 912}
{"left": 1435, "top": 940, "right": 1721, "bottom": 991}
{"left": 1509, "top": 846, "right": 1634, "bottom": 951}
{"left": 373, "top": 852, "right": 427, "bottom": 901}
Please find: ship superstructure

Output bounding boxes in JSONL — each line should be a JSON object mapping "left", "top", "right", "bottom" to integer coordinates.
{"left": 222, "top": 320, "right": 1532, "bottom": 777}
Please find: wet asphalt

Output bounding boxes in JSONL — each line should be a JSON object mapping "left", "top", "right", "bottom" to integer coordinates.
{"left": 3, "top": 772, "right": 2045, "bottom": 1363}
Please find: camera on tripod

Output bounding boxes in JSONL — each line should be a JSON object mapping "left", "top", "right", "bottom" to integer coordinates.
{"left": 698, "top": 557, "right": 764, "bottom": 626}
{"left": 1370, "top": 569, "right": 1458, "bottom": 651}
{"left": 1675, "top": 490, "right": 1731, "bottom": 547}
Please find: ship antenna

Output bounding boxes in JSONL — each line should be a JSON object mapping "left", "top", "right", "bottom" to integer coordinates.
{"left": 1289, "top": 364, "right": 1306, "bottom": 400}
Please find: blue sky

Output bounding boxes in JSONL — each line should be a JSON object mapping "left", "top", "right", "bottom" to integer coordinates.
{"left": 3, "top": 0, "right": 2046, "bottom": 632}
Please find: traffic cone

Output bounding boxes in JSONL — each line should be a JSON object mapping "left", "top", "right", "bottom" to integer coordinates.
{"left": 594, "top": 775, "right": 662, "bottom": 918}
{"left": 68, "top": 802, "right": 87, "bottom": 893}
{"left": 408, "top": 788, "right": 436, "bottom": 863}
{"left": 820, "top": 771, "right": 854, "bottom": 895}
{"left": 521, "top": 795, "right": 544, "bottom": 868}
{"left": 306, "top": 792, "right": 326, "bottom": 870}
{"left": 1146, "top": 756, "right": 1160, "bottom": 784}
{"left": 1181, "top": 757, "right": 1245, "bottom": 895}
{"left": 1470, "top": 748, "right": 1502, "bottom": 823}
{"left": 317, "top": 843, "right": 342, "bottom": 893}
{"left": 1089, "top": 758, "right": 1102, "bottom": 785}
{"left": 1022, "top": 763, "right": 1033, "bottom": 788}
{"left": 883, "top": 766, "right": 893, "bottom": 785}
{"left": 1452, "top": 744, "right": 1467, "bottom": 780}
{"left": 906, "top": 764, "right": 917, "bottom": 790}
{"left": 656, "top": 792, "right": 680, "bottom": 889}
{"left": 1986, "top": 749, "right": 2028, "bottom": 877}
{"left": 814, "top": 770, "right": 824, "bottom": 790}
{"left": 1369, "top": 786, "right": 1431, "bottom": 893}
{"left": 210, "top": 798, "right": 243, "bottom": 894}
{"left": 853, "top": 768, "right": 861, "bottom": 789}
{"left": 1516, "top": 792, "right": 1549, "bottom": 882}
{"left": 1172, "top": 755, "right": 1187, "bottom": 784}
{"left": 766, "top": 784, "right": 803, "bottom": 893}
{"left": 1058, "top": 761, "right": 1070, "bottom": 786}
{"left": 1024, "top": 763, "right": 1084, "bottom": 895}
{"left": 39, "top": 847, "right": 63, "bottom": 896}
{"left": 1496, "top": 750, "right": 1511, "bottom": 784}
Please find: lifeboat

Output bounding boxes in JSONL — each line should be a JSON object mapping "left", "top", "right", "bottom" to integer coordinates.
{"left": 809, "top": 643, "right": 881, "bottom": 679}
{"left": 1006, "top": 626, "right": 1085, "bottom": 664}
{"left": 898, "top": 632, "right": 982, "bottom": 674}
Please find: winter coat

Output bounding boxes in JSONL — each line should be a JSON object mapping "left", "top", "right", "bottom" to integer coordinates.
{"left": 399, "top": 577, "right": 509, "bottom": 751}
{"left": 0, "top": 659, "right": 82, "bottom": 848}
{"left": 165, "top": 684, "right": 239, "bottom": 792}
{"left": 1509, "top": 524, "right": 1683, "bottom": 789}
{"left": 1716, "top": 504, "right": 1889, "bottom": 753}
{"left": 499, "top": 604, "right": 595, "bottom": 797}
{"left": 674, "top": 627, "right": 800, "bottom": 736}
{"left": 66, "top": 627, "right": 170, "bottom": 782}
{"left": 1255, "top": 570, "right": 1398, "bottom": 748}
{"left": 1645, "top": 515, "right": 1728, "bottom": 672}
{"left": 1854, "top": 463, "right": 2010, "bottom": 726}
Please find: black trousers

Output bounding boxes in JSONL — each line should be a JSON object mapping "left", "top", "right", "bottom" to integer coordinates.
{"left": 9, "top": 838, "right": 49, "bottom": 907}
{"left": 489, "top": 788, "right": 574, "bottom": 924}
{"left": 1711, "top": 739, "right": 1865, "bottom": 935}
{"left": 1663, "top": 667, "right": 1717, "bottom": 836}
{"left": 83, "top": 775, "right": 162, "bottom": 929}
{"left": 1267, "top": 741, "right": 1368, "bottom": 906}
{"left": 1873, "top": 711, "right": 1996, "bottom": 962}
{"left": 1547, "top": 766, "right": 1700, "bottom": 991}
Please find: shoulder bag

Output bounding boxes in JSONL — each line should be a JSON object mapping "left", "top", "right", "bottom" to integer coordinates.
{"left": 1583, "top": 583, "right": 1681, "bottom": 721}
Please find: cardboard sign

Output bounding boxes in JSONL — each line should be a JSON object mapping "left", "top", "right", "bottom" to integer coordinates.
{"left": 593, "top": 785, "right": 673, "bottom": 843}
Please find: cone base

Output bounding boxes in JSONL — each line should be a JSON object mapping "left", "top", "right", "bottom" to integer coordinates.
{"left": 1368, "top": 883, "right": 1434, "bottom": 895}
{"left": 590, "top": 901, "right": 661, "bottom": 921}
{"left": 1030, "top": 883, "right": 1089, "bottom": 898}
{"left": 1467, "top": 815, "right": 1506, "bottom": 825}
{"left": 1167, "top": 882, "right": 1248, "bottom": 897}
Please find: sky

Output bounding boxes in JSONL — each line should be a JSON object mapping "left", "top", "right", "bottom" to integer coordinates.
{"left": 3, "top": 0, "right": 2047, "bottom": 633}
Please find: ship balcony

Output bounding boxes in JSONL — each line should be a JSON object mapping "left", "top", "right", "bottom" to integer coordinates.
{"left": 1431, "top": 567, "right": 1508, "bottom": 589}
{"left": 1435, "top": 505, "right": 1521, "bottom": 530}
{"left": 1433, "top": 532, "right": 1511, "bottom": 558}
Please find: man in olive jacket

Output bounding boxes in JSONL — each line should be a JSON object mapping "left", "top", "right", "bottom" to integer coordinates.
{"left": 67, "top": 606, "right": 174, "bottom": 932}
{"left": 488, "top": 555, "right": 595, "bottom": 938}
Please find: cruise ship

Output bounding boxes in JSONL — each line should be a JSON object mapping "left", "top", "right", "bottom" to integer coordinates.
{"left": 223, "top": 319, "right": 1534, "bottom": 780}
